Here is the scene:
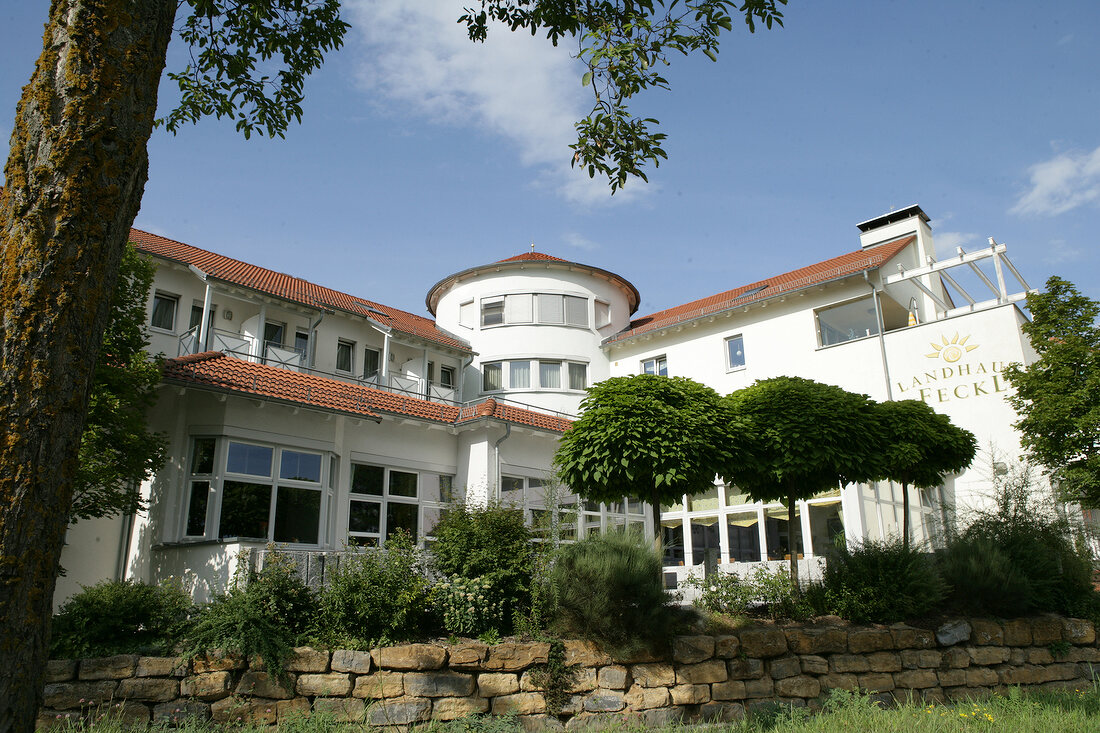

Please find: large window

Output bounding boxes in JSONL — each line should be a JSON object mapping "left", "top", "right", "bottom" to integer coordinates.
{"left": 726, "top": 335, "right": 746, "bottom": 370}
{"left": 501, "top": 474, "right": 642, "bottom": 542}
{"left": 642, "top": 356, "right": 668, "bottom": 376}
{"left": 816, "top": 296, "right": 879, "bottom": 347}
{"left": 482, "top": 359, "right": 588, "bottom": 392}
{"left": 150, "top": 292, "right": 178, "bottom": 331}
{"left": 184, "top": 437, "right": 216, "bottom": 538}
{"left": 347, "top": 463, "right": 456, "bottom": 546}
{"left": 479, "top": 293, "right": 590, "bottom": 329}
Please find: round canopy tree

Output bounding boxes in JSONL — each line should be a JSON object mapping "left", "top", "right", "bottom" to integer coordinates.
{"left": 726, "top": 376, "right": 884, "bottom": 591}
{"left": 874, "top": 399, "right": 977, "bottom": 549}
{"left": 554, "top": 375, "right": 749, "bottom": 547}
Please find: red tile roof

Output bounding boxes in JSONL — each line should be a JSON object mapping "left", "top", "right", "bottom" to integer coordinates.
{"left": 497, "top": 252, "right": 569, "bottom": 263}
{"left": 606, "top": 236, "right": 916, "bottom": 345}
{"left": 129, "top": 229, "right": 470, "bottom": 353}
{"left": 162, "top": 352, "right": 571, "bottom": 433}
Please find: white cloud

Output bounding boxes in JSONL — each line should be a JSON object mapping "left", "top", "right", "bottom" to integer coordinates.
{"left": 561, "top": 232, "right": 600, "bottom": 251}
{"left": 933, "top": 231, "right": 978, "bottom": 258}
{"left": 1011, "top": 145, "right": 1100, "bottom": 216}
{"left": 344, "top": 0, "right": 645, "bottom": 205}
{"left": 1043, "top": 239, "right": 1083, "bottom": 265}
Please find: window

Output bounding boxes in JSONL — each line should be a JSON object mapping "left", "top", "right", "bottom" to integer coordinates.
{"left": 363, "top": 347, "right": 380, "bottom": 379}
{"left": 483, "top": 362, "right": 503, "bottom": 391}
{"left": 184, "top": 437, "right": 216, "bottom": 537}
{"left": 568, "top": 363, "right": 587, "bottom": 390}
{"left": 642, "top": 356, "right": 668, "bottom": 376}
{"left": 150, "top": 292, "right": 178, "bottom": 331}
{"left": 348, "top": 463, "right": 423, "bottom": 546}
{"left": 816, "top": 296, "right": 879, "bottom": 347}
{"left": 189, "top": 304, "right": 205, "bottom": 331}
{"left": 294, "top": 331, "right": 309, "bottom": 355}
{"left": 539, "top": 361, "right": 561, "bottom": 389}
{"left": 594, "top": 301, "right": 611, "bottom": 328}
{"left": 336, "top": 340, "right": 355, "bottom": 373}
{"left": 510, "top": 361, "right": 531, "bottom": 389}
{"left": 726, "top": 335, "right": 746, "bottom": 370}
{"left": 564, "top": 296, "right": 588, "bottom": 327}
{"left": 263, "top": 321, "right": 285, "bottom": 348}
{"left": 217, "top": 441, "right": 324, "bottom": 545}
{"left": 481, "top": 297, "right": 504, "bottom": 327}
{"left": 484, "top": 359, "right": 587, "bottom": 392}
{"left": 458, "top": 300, "right": 475, "bottom": 329}
{"left": 504, "top": 294, "right": 533, "bottom": 323}
{"left": 439, "top": 365, "right": 456, "bottom": 389}
{"left": 537, "top": 294, "right": 564, "bottom": 324}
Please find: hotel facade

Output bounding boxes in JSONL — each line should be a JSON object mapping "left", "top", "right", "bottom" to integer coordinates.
{"left": 56, "top": 205, "right": 1040, "bottom": 604}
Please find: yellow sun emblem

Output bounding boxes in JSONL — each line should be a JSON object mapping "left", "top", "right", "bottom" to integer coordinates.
{"left": 926, "top": 333, "right": 979, "bottom": 362}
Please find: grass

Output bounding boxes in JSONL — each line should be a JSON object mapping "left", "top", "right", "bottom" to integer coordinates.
{"left": 49, "top": 685, "right": 1100, "bottom": 733}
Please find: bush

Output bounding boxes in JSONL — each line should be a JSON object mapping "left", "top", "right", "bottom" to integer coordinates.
{"left": 185, "top": 551, "right": 314, "bottom": 680}
{"left": 685, "top": 565, "right": 809, "bottom": 621}
{"left": 435, "top": 575, "right": 506, "bottom": 637}
{"left": 50, "top": 579, "right": 192, "bottom": 658}
{"left": 549, "top": 530, "right": 680, "bottom": 657}
{"left": 316, "top": 529, "right": 430, "bottom": 647}
{"left": 431, "top": 504, "right": 533, "bottom": 632}
{"left": 813, "top": 537, "right": 946, "bottom": 623}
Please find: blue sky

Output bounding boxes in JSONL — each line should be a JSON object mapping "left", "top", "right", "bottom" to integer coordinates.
{"left": 3, "top": 1, "right": 1098, "bottom": 318}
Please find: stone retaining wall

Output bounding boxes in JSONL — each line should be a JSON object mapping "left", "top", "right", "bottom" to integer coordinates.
{"left": 39, "top": 616, "right": 1099, "bottom": 730}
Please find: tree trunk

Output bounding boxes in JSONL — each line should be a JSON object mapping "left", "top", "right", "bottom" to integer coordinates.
{"left": 649, "top": 488, "right": 664, "bottom": 560}
{"left": 902, "top": 482, "right": 911, "bottom": 551}
{"left": 0, "top": 3, "right": 175, "bottom": 731}
{"left": 787, "top": 493, "right": 799, "bottom": 595}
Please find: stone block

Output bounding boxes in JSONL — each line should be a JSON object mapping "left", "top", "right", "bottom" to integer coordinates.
{"left": 478, "top": 672, "right": 520, "bottom": 697}
{"left": 774, "top": 676, "right": 820, "bottom": 698}
{"left": 210, "top": 697, "right": 277, "bottom": 725}
{"left": 900, "top": 649, "right": 942, "bottom": 669}
{"left": 820, "top": 673, "right": 858, "bottom": 691}
{"left": 1002, "top": 619, "right": 1033, "bottom": 647}
{"left": 739, "top": 627, "right": 788, "bottom": 657}
{"left": 192, "top": 652, "right": 245, "bottom": 673}
{"left": 944, "top": 685, "right": 988, "bottom": 701}
{"left": 491, "top": 692, "right": 546, "bottom": 716}
{"left": 584, "top": 691, "right": 626, "bottom": 713}
{"left": 563, "top": 640, "right": 611, "bottom": 668}
{"left": 352, "top": 671, "right": 405, "bottom": 699}
{"left": 1062, "top": 618, "right": 1096, "bottom": 645}
{"left": 785, "top": 628, "right": 847, "bottom": 655}
{"left": 768, "top": 657, "right": 802, "bottom": 680}
{"left": 711, "top": 679, "right": 747, "bottom": 701}
{"left": 997, "top": 665, "right": 1043, "bottom": 685}
{"left": 964, "top": 667, "right": 999, "bottom": 687}
{"left": 1027, "top": 647, "right": 1054, "bottom": 665}
{"left": 672, "top": 635, "right": 714, "bottom": 664}
{"left": 970, "top": 620, "right": 1004, "bottom": 646}
{"left": 330, "top": 649, "right": 372, "bottom": 674}
{"left": 153, "top": 699, "right": 211, "bottom": 723}
{"left": 967, "top": 646, "right": 1009, "bottom": 666}
{"left": 669, "top": 683, "right": 709, "bottom": 705}
{"left": 937, "top": 668, "right": 967, "bottom": 687}
{"left": 405, "top": 671, "right": 476, "bottom": 697}
{"left": 943, "top": 648, "right": 971, "bottom": 668}
{"left": 432, "top": 697, "right": 490, "bottom": 720}
{"left": 715, "top": 635, "right": 741, "bottom": 658}
{"left": 624, "top": 684, "right": 671, "bottom": 710}
{"left": 42, "top": 681, "right": 118, "bottom": 710}
{"left": 448, "top": 643, "right": 489, "bottom": 669}
{"left": 935, "top": 620, "right": 972, "bottom": 647}
{"left": 366, "top": 696, "right": 432, "bottom": 725}
{"left": 894, "top": 669, "right": 937, "bottom": 689}
{"left": 1031, "top": 617, "right": 1063, "bottom": 645}
{"left": 135, "top": 657, "right": 188, "bottom": 678}
{"left": 45, "top": 660, "right": 77, "bottom": 683}
{"left": 890, "top": 625, "right": 935, "bottom": 649}
{"left": 312, "top": 698, "right": 365, "bottom": 723}
{"left": 275, "top": 698, "right": 311, "bottom": 721}
{"left": 296, "top": 673, "right": 352, "bottom": 697}
{"left": 1048, "top": 662, "right": 1081, "bottom": 681}
{"left": 830, "top": 654, "right": 870, "bottom": 674}
{"left": 107, "top": 702, "right": 152, "bottom": 726}
{"left": 484, "top": 642, "right": 550, "bottom": 672}
{"left": 631, "top": 663, "right": 675, "bottom": 687}
{"left": 565, "top": 668, "right": 598, "bottom": 693}
{"left": 284, "top": 646, "right": 330, "bottom": 673}
{"left": 743, "top": 677, "right": 775, "bottom": 698}
{"left": 699, "top": 701, "right": 745, "bottom": 722}
{"left": 675, "top": 659, "right": 727, "bottom": 684}
{"left": 727, "top": 657, "right": 765, "bottom": 679}
{"left": 235, "top": 671, "right": 295, "bottom": 700}
{"left": 36, "top": 710, "right": 82, "bottom": 730}
{"left": 848, "top": 628, "right": 894, "bottom": 653}
{"left": 181, "top": 671, "right": 232, "bottom": 701}
{"left": 116, "top": 677, "right": 179, "bottom": 702}
{"left": 596, "top": 665, "right": 629, "bottom": 690}
{"left": 520, "top": 714, "right": 567, "bottom": 731}
{"left": 867, "top": 652, "right": 902, "bottom": 673}
{"left": 611, "top": 647, "right": 661, "bottom": 664}
{"left": 857, "top": 673, "right": 895, "bottom": 692}
{"left": 799, "top": 655, "right": 828, "bottom": 675}
{"left": 373, "top": 643, "right": 447, "bottom": 671}
{"left": 78, "top": 655, "right": 139, "bottom": 681}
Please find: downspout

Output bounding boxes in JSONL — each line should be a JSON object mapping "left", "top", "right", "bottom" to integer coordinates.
{"left": 493, "top": 424, "right": 512, "bottom": 503}
{"left": 307, "top": 311, "right": 324, "bottom": 368}
{"left": 188, "top": 265, "right": 212, "bottom": 353}
{"left": 456, "top": 355, "right": 475, "bottom": 403}
{"left": 115, "top": 504, "right": 136, "bottom": 581}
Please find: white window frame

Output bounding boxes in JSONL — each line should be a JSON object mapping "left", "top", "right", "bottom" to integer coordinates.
{"left": 725, "top": 334, "right": 746, "bottom": 371}
{"left": 336, "top": 339, "right": 355, "bottom": 374}
{"left": 150, "top": 291, "right": 179, "bottom": 333}
{"left": 347, "top": 463, "right": 422, "bottom": 547}
{"left": 642, "top": 355, "right": 668, "bottom": 376}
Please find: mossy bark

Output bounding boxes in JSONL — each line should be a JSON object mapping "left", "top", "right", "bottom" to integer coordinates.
{"left": 0, "top": 2, "right": 174, "bottom": 732}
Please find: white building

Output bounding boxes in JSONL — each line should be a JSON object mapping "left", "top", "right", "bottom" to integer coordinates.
{"left": 56, "top": 205, "right": 1039, "bottom": 604}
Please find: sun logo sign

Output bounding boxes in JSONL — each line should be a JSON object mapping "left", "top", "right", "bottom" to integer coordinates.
{"left": 925, "top": 333, "right": 979, "bottom": 363}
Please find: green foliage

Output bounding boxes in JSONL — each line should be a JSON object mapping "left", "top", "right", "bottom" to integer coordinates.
{"left": 314, "top": 530, "right": 430, "bottom": 648}
{"left": 462, "top": 1, "right": 788, "bottom": 192}
{"left": 525, "top": 640, "right": 578, "bottom": 716}
{"left": 1005, "top": 276, "right": 1100, "bottom": 506}
{"left": 163, "top": 1, "right": 350, "bottom": 139}
{"left": 50, "top": 580, "right": 192, "bottom": 659}
{"left": 434, "top": 576, "right": 506, "bottom": 638}
{"left": 71, "top": 245, "right": 168, "bottom": 521}
{"left": 684, "top": 564, "right": 808, "bottom": 620}
{"left": 185, "top": 553, "right": 314, "bottom": 680}
{"left": 548, "top": 531, "right": 680, "bottom": 657}
{"left": 431, "top": 504, "right": 534, "bottom": 631}
{"left": 813, "top": 538, "right": 947, "bottom": 623}
{"left": 940, "top": 464, "right": 1098, "bottom": 618}
{"left": 555, "top": 375, "right": 748, "bottom": 538}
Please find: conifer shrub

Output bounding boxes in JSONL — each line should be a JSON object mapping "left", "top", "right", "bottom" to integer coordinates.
{"left": 50, "top": 579, "right": 192, "bottom": 658}
{"left": 548, "top": 530, "right": 680, "bottom": 657}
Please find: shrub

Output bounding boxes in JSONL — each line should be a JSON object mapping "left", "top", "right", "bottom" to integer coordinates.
{"left": 814, "top": 537, "right": 946, "bottom": 623}
{"left": 435, "top": 575, "right": 506, "bottom": 637}
{"left": 431, "top": 504, "right": 533, "bottom": 632}
{"left": 315, "top": 529, "right": 430, "bottom": 647}
{"left": 185, "top": 551, "right": 314, "bottom": 680}
{"left": 685, "top": 564, "right": 810, "bottom": 621}
{"left": 549, "top": 530, "right": 680, "bottom": 657}
{"left": 50, "top": 579, "right": 192, "bottom": 658}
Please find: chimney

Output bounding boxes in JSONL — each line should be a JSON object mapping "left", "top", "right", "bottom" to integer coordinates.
{"left": 855, "top": 204, "right": 935, "bottom": 262}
